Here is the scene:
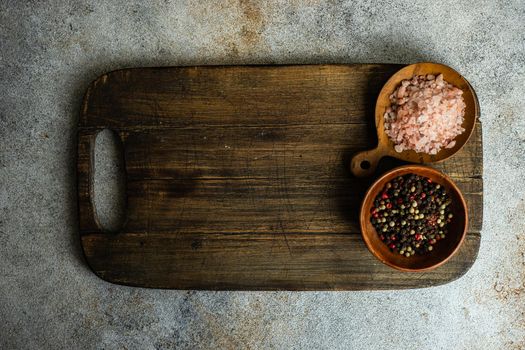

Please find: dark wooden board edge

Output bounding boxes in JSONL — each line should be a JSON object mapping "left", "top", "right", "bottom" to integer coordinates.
{"left": 80, "top": 231, "right": 480, "bottom": 291}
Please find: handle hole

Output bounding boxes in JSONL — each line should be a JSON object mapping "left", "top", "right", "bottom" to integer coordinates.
{"left": 360, "top": 160, "right": 371, "bottom": 170}
{"left": 93, "top": 129, "right": 126, "bottom": 232}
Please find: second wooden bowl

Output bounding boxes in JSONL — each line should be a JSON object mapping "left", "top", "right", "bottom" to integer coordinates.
{"left": 360, "top": 165, "right": 468, "bottom": 272}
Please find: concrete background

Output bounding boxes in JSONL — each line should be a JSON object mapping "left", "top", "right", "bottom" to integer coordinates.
{"left": 1, "top": 0, "right": 524, "bottom": 349}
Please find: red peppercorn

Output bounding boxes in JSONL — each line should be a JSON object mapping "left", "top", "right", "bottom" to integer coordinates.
{"left": 409, "top": 195, "right": 415, "bottom": 201}
{"left": 415, "top": 234, "right": 422, "bottom": 241}
{"left": 380, "top": 235, "right": 385, "bottom": 241}
{"left": 391, "top": 235, "right": 396, "bottom": 241}
{"left": 373, "top": 213, "right": 379, "bottom": 218}
{"left": 421, "top": 193, "right": 426, "bottom": 199}
{"left": 389, "top": 243, "right": 396, "bottom": 249}
{"left": 397, "top": 198, "right": 403, "bottom": 204}
{"left": 386, "top": 203, "right": 392, "bottom": 209}
{"left": 427, "top": 179, "right": 432, "bottom": 183}
{"left": 381, "top": 192, "right": 389, "bottom": 199}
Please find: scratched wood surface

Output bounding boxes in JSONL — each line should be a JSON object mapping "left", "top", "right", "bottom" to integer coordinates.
{"left": 78, "top": 65, "right": 482, "bottom": 290}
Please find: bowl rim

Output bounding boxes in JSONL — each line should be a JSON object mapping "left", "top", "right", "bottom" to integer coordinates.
{"left": 360, "top": 164, "right": 469, "bottom": 272}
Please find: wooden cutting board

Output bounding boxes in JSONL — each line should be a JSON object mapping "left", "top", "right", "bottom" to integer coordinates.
{"left": 78, "top": 64, "right": 482, "bottom": 290}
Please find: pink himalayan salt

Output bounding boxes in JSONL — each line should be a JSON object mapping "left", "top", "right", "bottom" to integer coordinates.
{"left": 384, "top": 74, "right": 465, "bottom": 155}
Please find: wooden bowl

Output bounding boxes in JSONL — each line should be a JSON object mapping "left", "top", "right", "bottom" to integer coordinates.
{"left": 351, "top": 62, "right": 480, "bottom": 177}
{"left": 360, "top": 165, "right": 468, "bottom": 272}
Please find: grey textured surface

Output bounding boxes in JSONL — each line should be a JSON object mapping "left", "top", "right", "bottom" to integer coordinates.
{"left": 1, "top": 0, "right": 524, "bottom": 349}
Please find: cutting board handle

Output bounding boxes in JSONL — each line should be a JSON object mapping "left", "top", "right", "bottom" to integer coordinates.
{"left": 77, "top": 129, "right": 127, "bottom": 234}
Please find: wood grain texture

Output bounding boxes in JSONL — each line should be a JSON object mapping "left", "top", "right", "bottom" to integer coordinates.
{"left": 78, "top": 64, "right": 482, "bottom": 290}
